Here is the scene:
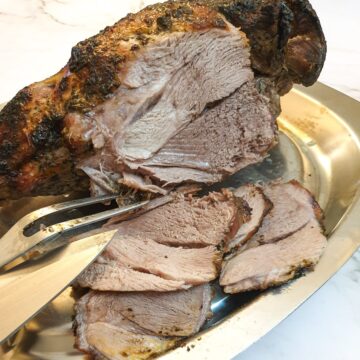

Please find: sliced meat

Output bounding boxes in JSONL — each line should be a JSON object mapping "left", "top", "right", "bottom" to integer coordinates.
{"left": 77, "top": 262, "right": 190, "bottom": 292}
{"left": 220, "top": 219, "right": 327, "bottom": 293}
{"left": 106, "top": 193, "right": 175, "bottom": 225}
{"left": 77, "top": 321, "right": 174, "bottom": 360}
{"left": 120, "top": 172, "right": 168, "bottom": 195}
{"left": 106, "top": 184, "right": 201, "bottom": 225}
{"left": 94, "top": 285, "right": 212, "bottom": 337}
{"left": 241, "top": 180, "right": 323, "bottom": 251}
{"left": 75, "top": 285, "right": 211, "bottom": 359}
{"left": 131, "top": 81, "right": 276, "bottom": 184}
{"left": 226, "top": 184, "right": 272, "bottom": 251}
{"left": 109, "top": 28, "right": 252, "bottom": 162}
{"left": 0, "top": 1, "right": 326, "bottom": 200}
{"left": 82, "top": 191, "right": 239, "bottom": 291}
{"left": 75, "top": 291, "right": 177, "bottom": 360}
{"left": 113, "top": 191, "right": 238, "bottom": 247}
{"left": 69, "top": 23, "right": 259, "bottom": 196}
{"left": 102, "top": 234, "right": 221, "bottom": 285}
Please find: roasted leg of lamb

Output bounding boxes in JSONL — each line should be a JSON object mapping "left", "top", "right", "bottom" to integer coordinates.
{"left": 0, "top": 1, "right": 328, "bottom": 358}
{"left": 0, "top": 0, "right": 326, "bottom": 200}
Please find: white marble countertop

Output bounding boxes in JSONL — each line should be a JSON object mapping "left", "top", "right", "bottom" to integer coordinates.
{"left": 0, "top": 0, "right": 359, "bottom": 359}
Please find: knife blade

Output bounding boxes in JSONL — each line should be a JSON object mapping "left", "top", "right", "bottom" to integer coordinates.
{"left": 0, "top": 229, "right": 116, "bottom": 344}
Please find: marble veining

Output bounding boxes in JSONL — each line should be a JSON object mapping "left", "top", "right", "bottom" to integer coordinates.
{"left": 0, "top": 1, "right": 359, "bottom": 359}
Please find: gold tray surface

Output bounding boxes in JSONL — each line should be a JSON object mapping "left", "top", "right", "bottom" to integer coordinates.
{"left": 1, "top": 82, "right": 360, "bottom": 359}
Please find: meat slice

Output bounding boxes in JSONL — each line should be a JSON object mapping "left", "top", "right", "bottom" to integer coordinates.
{"left": 0, "top": 0, "right": 326, "bottom": 200}
{"left": 78, "top": 262, "right": 190, "bottom": 292}
{"left": 131, "top": 81, "right": 276, "bottom": 184}
{"left": 112, "top": 191, "right": 238, "bottom": 247}
{"left": 78, "top": 24, "right": 275, "bottom": 195}
{"left": 75, "top": 292, "right": 177, "bottom": 360}
{"left": 75, "top": 285, "right": 211, "bottom": 359}
{"left": 80, "top": 191, "right": 239, "bottom": 291}
{"left": 220, "top": 219, "right": 327, "bottom": 293}
{"left": 241, "top": 180, "right": 323, "bottom": 251}
{"left": 102, "top": 235, "right": 221, "bottom": 285}
{"left": 226, "top": 184, "right": 272, "bottom": 251}
{"left": 95, "top": 285, "right": 212, "bottom": 337}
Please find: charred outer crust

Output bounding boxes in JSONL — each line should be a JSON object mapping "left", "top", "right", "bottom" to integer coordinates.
{"left": 225, "top": 261, "right": 315, "bottom": 293}
{"left": 245, "top": 186, "right": 273, "bottom": 240}
{"left": 0, "top": 0, "right": 326, "bottom": 199}
{"left": 203, "top": 0, "right": 326, "bottom": 85}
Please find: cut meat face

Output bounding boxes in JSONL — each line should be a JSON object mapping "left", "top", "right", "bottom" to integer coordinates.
{"left": 78, "top": 25, "right": 276, "bottom": 194}
{"left": 78, "top": 321, "right": 174, "bottom": 360}
{"left": 80, "top": 191, "right": 239, "bottom": 291}
{"left": 240, "top": 180, "right": 323, "bottom": 251}
{"left": 75, "top": 285, "right": 211, "bottom": 359}
{"left": 0, "top": 0, "right": 326, "bottom": 200}
{"left": 111, "top": 191, "right": 239, "bottom": 247}
{"left": 130, "top": 81, "right": 277, "bottom": 184}
{"left": 101, "top": 235, "right": 221, "bottom": 284}
{"left": 75, "top": 179, "right": 328, "bottom": 359}
{"left": 226, "top": 184, "right": 272, "bottom": 251}
{"left": 111, "top": 28, "right": 252, "bottom": 161}
{"left": 220, "top": 181, "right": 327, "bottom": 294}
{"left": 77, "top": 262, "right": 190, "bottom": 292}
{"left": 75, "top": 291, "right": 177, "bottom": 360}
{"left": 91, "top": 285, "right": 212, "bottom": 337}
{"left": 220, "top": 219, "right": 327, "bottom": 293}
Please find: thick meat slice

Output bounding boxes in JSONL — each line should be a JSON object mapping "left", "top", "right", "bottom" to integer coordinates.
{"left": 0, "top": 0, "right": 326, "bottom": 200}
{"left": 241, "top": 180, "right": 323, "bottom": 251}
{"left": 131, "top": 81, "right": 276, "bottom": 184}
{"left": 226, "top": 184, "right": 272, "bottom": 251}
{"left": 78, "top": 262, "right": 190, "bottom": 292}
{"left": 75, "top": 292, "right": 177, "bottom": 360}
{"left": 81, "top": 191, "right": 239, "bottom": 291}
{"left": 95, "top": 285, "right": 212, "bottom": 337}
{"left": 112, "top": 191, "right": 238, "bottom": 247}
{"left": 220, "top": 219, "right": 327, "bottom": 293}
{"left": 75, "top": 285, "right": 211, "bottom": 359}
{"left": 102, "top": 235, "right": 221, "bottom": 284}
{"left": 78, "top": 24, "right": 273, "bottom": 195}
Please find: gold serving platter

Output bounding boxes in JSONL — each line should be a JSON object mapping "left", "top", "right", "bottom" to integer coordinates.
{"left": 1, "top": 82, "right": 360, "bottom": 359}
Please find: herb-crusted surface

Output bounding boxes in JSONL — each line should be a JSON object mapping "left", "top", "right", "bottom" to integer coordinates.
{"left": 0, "top": 0, "right": 326, "bottom": 199}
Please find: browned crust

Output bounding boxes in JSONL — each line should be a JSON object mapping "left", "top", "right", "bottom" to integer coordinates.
{"left": 0, "top": 3, "right": 230, "bottom": 200}
{"left": 203, "top": 0, "right": 326, "bottom": 84}
{"left": 225, "top": 185, "right": 273, "bottom": 255}
{"left": 224, "top": 261, "right": 315, "bottom": 294}
{"left": 235, "top": 180, "right": 325, "bottom": 253}
{"left": 244, "top": 187, "right": 273, "bottom": 243}
{"left": 0, "top": 0, "right": 326, "bottom": 199}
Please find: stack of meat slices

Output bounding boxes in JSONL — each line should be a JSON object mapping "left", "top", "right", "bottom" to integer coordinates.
{"left": 74, "top": 180, "right": 327, "bottom": 359}
{"left": 220, "top": 180, "right": 327, "bottom": 293}
{"left": 78, "top": 190, "right": 240, "bottom": 292}
{"left": 74, "top": 190, "right": 240, "bottom": 359}
{"left": 75, "top": 286, "right": 212, "bottom": 359}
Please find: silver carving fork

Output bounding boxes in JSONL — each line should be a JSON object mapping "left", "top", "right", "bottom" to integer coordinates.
{"left": 0, "top": 194, "right": 149, "bottom": 269}
{"left": 0, "top": 194, "right": 149, "bottom": 343}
